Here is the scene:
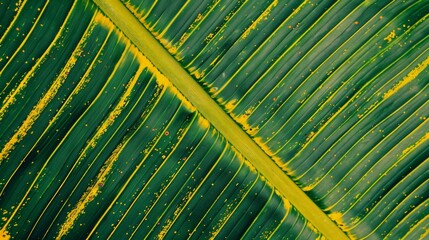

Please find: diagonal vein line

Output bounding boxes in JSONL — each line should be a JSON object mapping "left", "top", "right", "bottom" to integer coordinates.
{"left": 92, "top": 0, "right": 349, "bottom": 239}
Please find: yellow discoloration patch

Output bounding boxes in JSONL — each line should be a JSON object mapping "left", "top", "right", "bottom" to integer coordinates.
{"left": 0, "top": 5, "right": 102, "bottom": 233}
{"left": 55, "top": 13, "right": 138, "bottom": 239}
{"left": 239, "top": 151, "right": 257, "bottom": 174}
{"left": 224, "top": 99, "right": 237, "bottom": 111}
{"left": 383, "top": 56, "right": 429, "bottom": 99}
{"left": 86, "top": 51, "right": 144, "bottom": 150}
{"left": 0, "top": 0, "right": 85, "bottom": 122}
{"left": 383, "top": 30, "right": 396, "bottom": 43}
{"left": 316, "top": 235, "right": 327, "bottom": 240}
{"left": 93, "top": 0, "right": 350, "bottom": 238}
{"left": 307, "top": 222, "right": 319, "bottom": 235}
{"left": 0, "top": 58, "right": 41, "bottom": 120}
{"left": 306, "top": 131, "right": 315, "bottom": 142}
{"left": 328, "top": 212, "right": 347, "bottom": 230}
{"left": 281, "top": 192, "right": 291, "bottom": 210}
{"left": 56, "top": 13, "right": 201, "bottom": 238}
{"left": 301, "top": 183, "right": 316, "bottom": 192}
{"left": 205, "top": 32, "right": 215, "bottom": 43}
{"left": 399, "top": 213, "right": 429, "bottom": 239}
{"left": 232, "top": 110, "right": 259, "bottom": 136}
{"left": 253, "top": 137, "right": 286, "bottom": 169}
{"left": 56, "top": 142, "right": 124, "bottom": 239}
{"left": 191, "top": 69, "right": 206, "bottom": 79}
{"left": 422, "top": 229, "right": 429, "bottom": 239}
{"left": 0, "top": 229, "right": 11, "bottom": 240}
{"left": 197, "top": 116, "right": 210, "bottom": 129}
{"left": 158, "top": 38, "right": 178, "bottom": 55}
{"left": 208, "top": 200, "right": 237, "bottom": 239}
{"left": 241, "top": 0, "right": 278, "bottom": 39}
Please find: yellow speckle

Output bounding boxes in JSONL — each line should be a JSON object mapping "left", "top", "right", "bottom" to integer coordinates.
{"left": 0, "top": 22, "right": 91, "bottom": 162}
{"left": 157, "top": 191, "right": 194, "bottom": 239}
{"left": 383, "top": 56, "right": 429, "bottom": 99}
{"left": 241, "top": 0, "right": 278, "bottom": 39}
{"left": 56, "top": 142, "right": 124, "bottom": 239}
{"left": 402, "top": 132, "right": 429, "bottom": 156}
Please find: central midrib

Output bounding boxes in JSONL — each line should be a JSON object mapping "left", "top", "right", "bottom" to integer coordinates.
{"left": 92, "top": 0, "right": 349, "bottom": 239}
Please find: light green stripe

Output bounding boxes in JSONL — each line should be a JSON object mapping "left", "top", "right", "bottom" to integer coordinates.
{"left": 92, "top": 0, "right": 349, "bottom": 239}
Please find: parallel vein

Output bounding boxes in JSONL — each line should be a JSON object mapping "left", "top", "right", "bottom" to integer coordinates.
{"left": 92, "top": 0, "right": 349, "bottom": 239}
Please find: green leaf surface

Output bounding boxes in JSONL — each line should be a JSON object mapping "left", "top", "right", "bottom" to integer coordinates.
{"left": 0, "top": 0, "right": 428, "bottom": 239}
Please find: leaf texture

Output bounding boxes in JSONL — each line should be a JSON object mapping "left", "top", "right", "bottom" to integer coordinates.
{"left": 121, "top": 0, "right": 429, "bottom": 239}
{"left": 0, "top": 0, "right": 321, "bottom": 239}
{"left": 0, "top": 0, "right": 428, "bottom": 239}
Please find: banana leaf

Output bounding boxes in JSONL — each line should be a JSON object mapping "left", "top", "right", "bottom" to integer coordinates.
{"left": 0, "top": 0, "right": 427, "bottom": 239}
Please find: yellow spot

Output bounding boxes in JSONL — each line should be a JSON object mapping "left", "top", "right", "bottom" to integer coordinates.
{"left": 176, "top": 11, "right": 205, "bottom": 49}
{"left": 208, "top": 199, "right": 237, "bottom": 239}
{"left": 242, "top": 0, "right": 278, "bottom": 39}
{"left": 383, "top": 56, "right": 429, "bottom": 99}
{"left": 209, "top": 55, "right": 221, "bottom": 67}
{"left": 384, "top": 30, "right": 396, "bottom": 43}
{"left": 195, "top": 13, "right": 203, "bottom": 22}
{"left": 289, "top": 0, "right": 310, "bottom": 21}
{"left": 205, "top": 32, "right": 215, "bottom": 43}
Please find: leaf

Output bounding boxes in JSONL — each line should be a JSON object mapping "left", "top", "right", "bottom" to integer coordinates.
{"left": 0, "top": 0, "right": 428, "bottom": 239}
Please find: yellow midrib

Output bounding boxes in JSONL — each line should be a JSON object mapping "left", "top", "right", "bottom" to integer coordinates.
{"left": 92, "top": 0, "right": 349, "bottom": 239}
